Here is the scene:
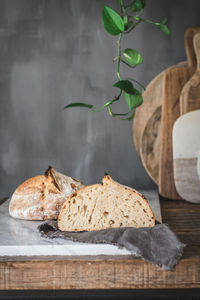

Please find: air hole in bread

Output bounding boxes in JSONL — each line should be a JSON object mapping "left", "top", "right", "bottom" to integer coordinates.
{"left": 103, "top": 211, "right": 109, "bottom": 218}
{"left": 124, "top": 216, "right": 129, "bottom": 218}
{"left": 71, "top": 183, "right": 76, "bottom": 189}
{"left": 143, "top": 209, "right": 146, "bottom": 213}
{"left": 68, "top": 215, "right": 71, "bottom": 220}
{"left": 73, "top": 199, "right": 76, "bottom": 204}
{"left": 83, "top": 205, "right": 87, "bottom": 216}
{"left": 109, "top": 220, "right": 115, "bottom": 225}
{"left": 120, "top": 223, "right": 123, "bottom": 227}
{"left": 137, "top": 200, "right": 142, "bottom": 206}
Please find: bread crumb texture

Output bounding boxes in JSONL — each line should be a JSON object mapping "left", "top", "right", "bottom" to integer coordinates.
{"left": 58, "top": 175, "right": 155, "bottom": 231}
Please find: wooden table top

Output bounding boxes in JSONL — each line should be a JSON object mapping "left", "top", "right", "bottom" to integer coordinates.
{"left": 0, "top": 195, "right": 199, "bottom": 290}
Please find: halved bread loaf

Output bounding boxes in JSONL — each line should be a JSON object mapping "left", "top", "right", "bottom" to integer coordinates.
{"left": 9, "top": 166, "right": 84, "bottom": 220}
{"left": 58, "top": 174, "right": 155, "bottom": 231}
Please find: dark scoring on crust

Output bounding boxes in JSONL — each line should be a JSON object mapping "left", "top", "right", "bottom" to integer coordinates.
{"left": 72, "top": 177, "right": 79, "bottom": 183}
{"left": 44, "top": 166, "right": 61, "bottom": 192}
{"left": 44, "top": 166, "right": 52, "bottom": 177}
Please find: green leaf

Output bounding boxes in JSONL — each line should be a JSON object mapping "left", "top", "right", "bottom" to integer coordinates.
{"left": 131, "top": 0, "right": 146, "bottom": 12}
{"left": 123, "top": 15, "right": 128, "bottom": 26}
{"left": 124, "top": 90, "right": 143, "bottom": 110}
{"left": 127, "top": 77, "right": 145, "bottom": 92}
{"left": 161, "top": 17, "right": 167, "bottom": 25}
{"left": 102, "top": 5, "right": 124, "bottom": 36}
{"left": 64, "top": 103, "right": 93, "bottom": 109}
{"left": 123, "top": 48, "right": 143, "bottom": 66}
{"left": 113, "top": 80, "right": 135, "bottom": 94}
{"left": 159, "top": 24, "right": 170, "bottom": 35}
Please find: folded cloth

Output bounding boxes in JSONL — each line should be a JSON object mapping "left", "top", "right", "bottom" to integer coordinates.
{"left": 38, "top": 221, "right": 185, "bottom": 270}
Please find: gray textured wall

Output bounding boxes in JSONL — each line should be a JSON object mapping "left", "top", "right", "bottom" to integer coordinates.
{"left": 0, "top": 0, "right": 200, "bottom": 198}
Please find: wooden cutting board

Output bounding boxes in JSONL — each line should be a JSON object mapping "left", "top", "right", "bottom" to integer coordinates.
{"left": 133, "top": 62, "right": 186, "bottom": 184}
{"left": 180, "top": 33, "right": 200, "bottom": 115}
{"left": 159, "top": 67, "right": 190, "bottom": 199}
{"left": 159, "top": 28, "right": 200, "bottom": 200}
{"left": 173, "top": 110, "right": 200, "bottom": 203}
{"left": 133, "top": 27, "right": 200, "bottom": 186}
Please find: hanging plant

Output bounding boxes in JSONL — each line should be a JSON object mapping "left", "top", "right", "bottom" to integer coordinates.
{"left": 64, "top": 0, "right": 170, "bottom": 120}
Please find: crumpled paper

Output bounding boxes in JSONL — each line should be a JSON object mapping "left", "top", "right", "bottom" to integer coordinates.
{"left": 38, "top": 221, "right": 185, "bottom": 270}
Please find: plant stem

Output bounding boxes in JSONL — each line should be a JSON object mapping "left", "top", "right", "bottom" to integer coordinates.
{"left": 141, "top": 18, "right": 160, "bottom": 26}
{"left": 107, "top": 105, "right": 135, "bottom": 120}
{"left": 92, "top": 90, "right": 122, "bottom": 112}
{"left": 119, "top": 0, "right": 128, "bottom": 16}
{"left": 120, "top": 59, "right": 136, "bottom": 68}
{"left": 124, "top": 19, "right": 142, "bottom": 34}
{"left": 117, "top": 33, "right": 122, "bottom": 80}
{"left": 132, "top": 16, "right": 160, "bottom": 26}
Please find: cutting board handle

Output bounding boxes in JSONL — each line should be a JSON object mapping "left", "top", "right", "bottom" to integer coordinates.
{"left": 194, "top": 33, "right": 200, "bottom": 72}
{"left": 185, "top": 27, "right": 200, "bottom": 71}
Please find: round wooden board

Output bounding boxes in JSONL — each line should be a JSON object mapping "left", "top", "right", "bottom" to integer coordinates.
{"left": 133, "top": 62, "right": 187, "bottom": 185}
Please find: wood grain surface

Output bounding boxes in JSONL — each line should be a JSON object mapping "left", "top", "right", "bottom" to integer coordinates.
{"left": 0, "top": 197, "right": 200, "bottom": 290}
{"left": 133, "top": 64, "right": 186, "bottom": 185}
{"left": 173, "top": 109, "right": 200, "bottom": 203}
{"left": 180, "top": 32, "right": 200, "bottom": 114}
{"left": 133, "top": 70, "right": 164, "bottom": 184}
{"left": 133, "top": 27, "right": 200, "bottom": 186}
{"left": 159, "top": 67, "right": 191, "bottom": 200}
{"left": 184, "top": 27, "right": 200, "bottom": 74}
{"left": 174, "top": 158, "right": 200, "bottom": 203}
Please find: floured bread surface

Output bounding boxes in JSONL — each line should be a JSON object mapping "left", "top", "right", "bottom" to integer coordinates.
{"left": 9, "top": 176, "right": 46, "bottom": 220}
{"left": 58, "top": 174, "right": 155, "bottom": 231}
{"left": 9, "top": 167, "right": 84, "bottom": 220}
{"left": 42, "top": 167, "right": 84, "bottom": 219}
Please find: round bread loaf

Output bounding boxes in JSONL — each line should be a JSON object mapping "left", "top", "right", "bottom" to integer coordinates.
{"left": 9, "top": 167, "right": 84, "bottom": 220}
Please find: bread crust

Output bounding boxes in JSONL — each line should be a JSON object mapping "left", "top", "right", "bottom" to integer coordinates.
{"left": 9, "top": 167, "right": 84, "bottom": 220}
{"left": 9, "top": 176, "right": 47, "bottom": 220}
{"left": 58, "top": 175, "right": 155, "bottom": 231}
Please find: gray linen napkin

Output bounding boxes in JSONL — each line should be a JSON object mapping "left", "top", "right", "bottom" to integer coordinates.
{"left": 38, "top": 221, "right": 185, "bottom": 270}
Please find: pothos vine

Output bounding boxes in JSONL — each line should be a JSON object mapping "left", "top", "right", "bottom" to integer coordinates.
{"left": 64, "top": 0, "right": 170, "bottom": 120}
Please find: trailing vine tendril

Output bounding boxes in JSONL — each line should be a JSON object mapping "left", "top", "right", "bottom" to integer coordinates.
{"left": 64, "top": 0, "right": 170, "bottom": 120}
